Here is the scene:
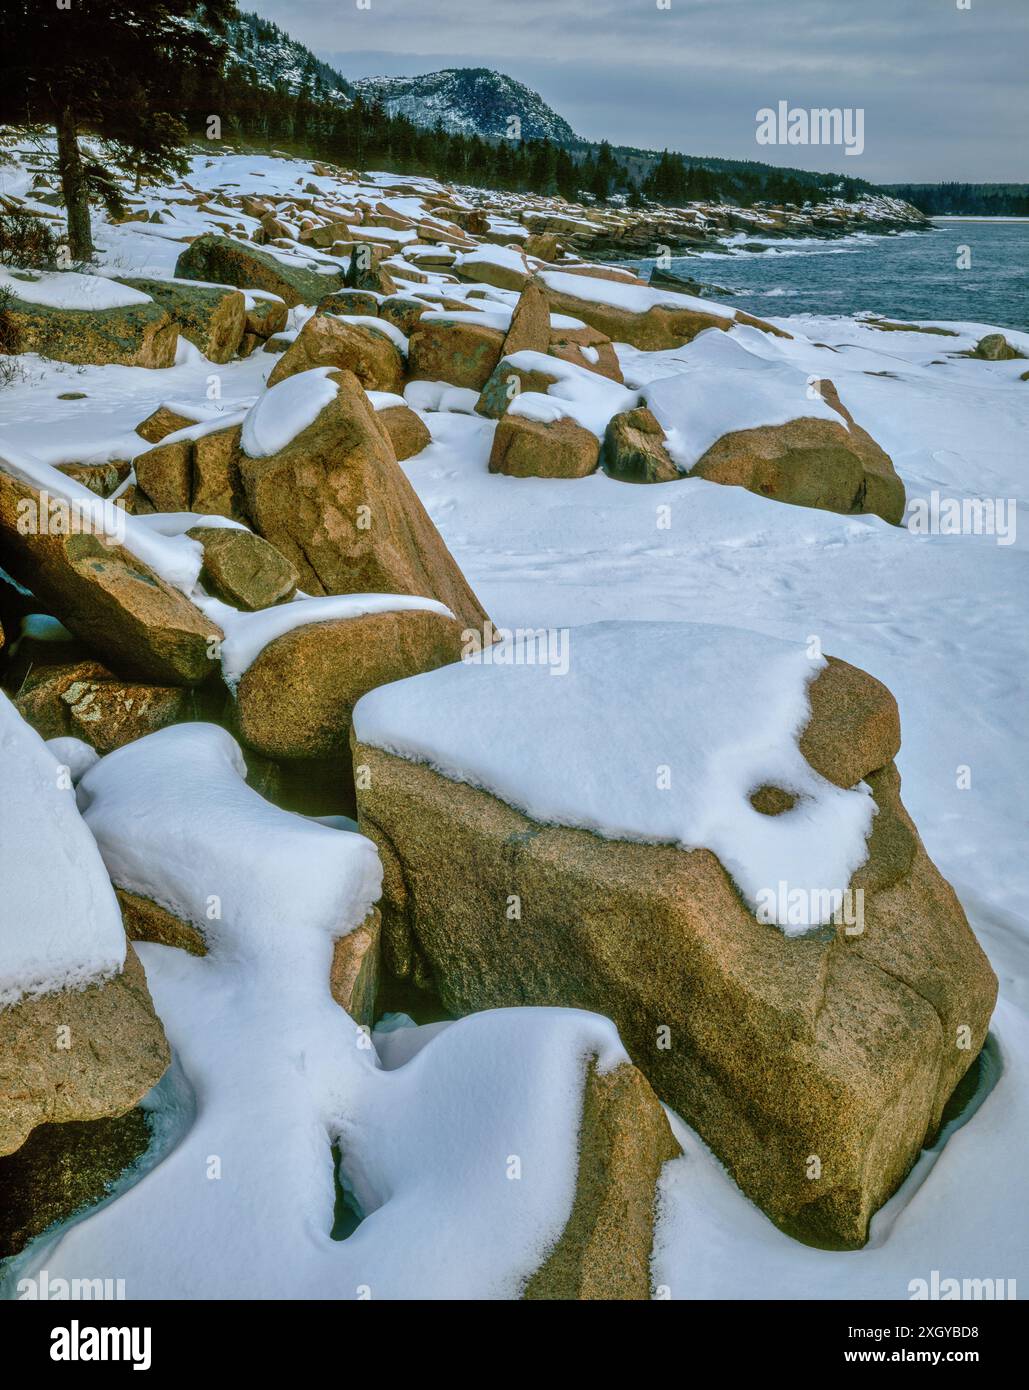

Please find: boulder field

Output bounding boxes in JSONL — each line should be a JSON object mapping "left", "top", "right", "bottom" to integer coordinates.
{"left": 0, "top": 147, "right": 1006, "bottom": 1297}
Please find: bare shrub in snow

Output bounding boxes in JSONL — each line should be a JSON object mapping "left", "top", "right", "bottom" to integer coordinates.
{"left": 0, "top": 286, "right": 25, "bottom": 387}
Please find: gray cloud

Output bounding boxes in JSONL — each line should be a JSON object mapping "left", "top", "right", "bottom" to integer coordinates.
{"left": 249, "top": 0, "right": 1029, "bottom": 182}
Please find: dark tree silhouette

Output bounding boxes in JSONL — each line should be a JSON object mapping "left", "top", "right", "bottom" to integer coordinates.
{"left": 1, "top": 0, "right": 237, "bottom": 260}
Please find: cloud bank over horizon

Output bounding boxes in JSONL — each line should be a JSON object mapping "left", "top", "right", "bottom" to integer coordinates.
{"left": 248, "top": 0, "right": 1028, "bottom": 184}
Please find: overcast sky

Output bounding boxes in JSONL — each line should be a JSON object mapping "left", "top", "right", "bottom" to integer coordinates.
{"left": 251, "top": 0, "right": 1027, "bottom": 183}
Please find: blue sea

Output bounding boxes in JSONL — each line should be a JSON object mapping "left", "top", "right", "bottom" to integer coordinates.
{"left": 632, "top": 219, "right": 1029, "bottom": 332}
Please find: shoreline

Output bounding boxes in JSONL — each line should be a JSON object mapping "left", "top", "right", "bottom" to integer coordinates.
{"left": 932, "top": 215, "right": 1029, "bottom": 223}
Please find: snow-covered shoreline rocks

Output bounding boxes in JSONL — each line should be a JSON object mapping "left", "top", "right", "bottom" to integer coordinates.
{"left": 236, "top": 370, "right": 491, "bottom": 629}
{"left": 0, "top": 142, "right": 1021, "bottom": 1299}
{"left": 0, "top": 268, "right": 179, "bottom": 369}
{"left": 538, "top": 269, "right": 791, "bottom": 351}
{"left": 489, "top": 413, "right": 601, "bottom": 479}
{"left": 0, "top": 695, "right": 168, "bottom": 1155}
{"left": 0, "top": 464, "right": 221, "bottom": 686}
{"left": 2, "top": 720, "right": 678, "bottom": 1295}
{"left": 352, "top": 622, "right": 998, "bottom": 1249}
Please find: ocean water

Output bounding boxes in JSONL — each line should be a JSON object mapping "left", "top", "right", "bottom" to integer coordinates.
{"left": 633, "top": 219, "right": 1029, "bottom": 332}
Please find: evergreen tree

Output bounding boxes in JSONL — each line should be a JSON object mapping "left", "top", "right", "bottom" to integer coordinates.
{"left": 645, "top": 150, "right": 689, "bottom": 204}
{"left": 1, "top": 0, "right": 237, "bottom": 259}
{"left": 590, "top": 140, "right": 616, "bottom": 200}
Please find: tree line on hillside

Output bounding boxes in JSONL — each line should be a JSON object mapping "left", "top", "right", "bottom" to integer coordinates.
{"left": 0, "top": 0, "right": 929, "bottom": 266}
{"left": 168, "top": 71, "right": 846, "bottom": 210}
{"left": 885, "top": 183, "right": 1029, "bottom": 217}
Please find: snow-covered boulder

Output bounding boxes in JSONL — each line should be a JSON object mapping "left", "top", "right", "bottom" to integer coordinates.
{"left": 115, "top": 277, "right": 247, "bottom": 365}
{"left": 476, "top": 349, "right": 638, "bottom": 431}
{"left": 236, "top": 369, "right": 491, "bottom": 630}
{"left": 233, "top": 603, "right": 466, "bottom": 764}
{"left": 174, "top": 233, "right": 345, "bottom": 308}
{"left": 0, "top": 942, "right": 166, "bottom": 1161}
{"left": 351, "top": 621, "right": 998, "bottom": 1250}
{"left": 635, "top": 334, "right": 906, "bottom": 523}
{"left": 539, "top": 269, "right": 791, "bottom": 351}
{"left": 0, "top": 270, "right": 178, "bottom": 369}
{"left": 266, "top": 312, "right": 406, "bottom": 394}
{"left": 453, "top": 242, "right": 531, "bottom": 292}
{"left": 0, "top": 467, "right": 221, "bottom": 687}
{"left": 0, "top": 694, "right": 169, "bottom": 1156}
{"left": 665, "top": 383, "right": 903, "bottom": 523}
{"left": 476, "top": 354, "right": 566, "bottom": 419}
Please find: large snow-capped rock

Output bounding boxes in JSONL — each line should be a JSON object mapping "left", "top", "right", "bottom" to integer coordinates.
{"left": 351, "top": 620, "right": 998, "bottom": 1249}
{"left": 234, "top": 369, "right": 491, "bottom": 630}
{"left": 609, "top": 329, "right": 907, "bottom": 523}
{"left": 0, "top": 461, "right": 220, "bottom": 687}
{"left": 0, "top": 694, "right": 169, "bottom": 1156}
{"left": 0, "top": 269, "right": 178, "bottom": 369}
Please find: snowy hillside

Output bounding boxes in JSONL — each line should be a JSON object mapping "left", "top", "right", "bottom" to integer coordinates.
{"left": 224, "top": 11, "right": 353, "bottom": 104}
{"left": 221, "top": 16, "right": 577, "bottom": 144}
{"left": 352, "top": 68, "right": 577, "bottom": 142}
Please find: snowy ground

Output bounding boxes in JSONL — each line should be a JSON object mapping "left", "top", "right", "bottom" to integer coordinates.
{"left": 1, "top": 149, "right": 1026, "bottom": 1299}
